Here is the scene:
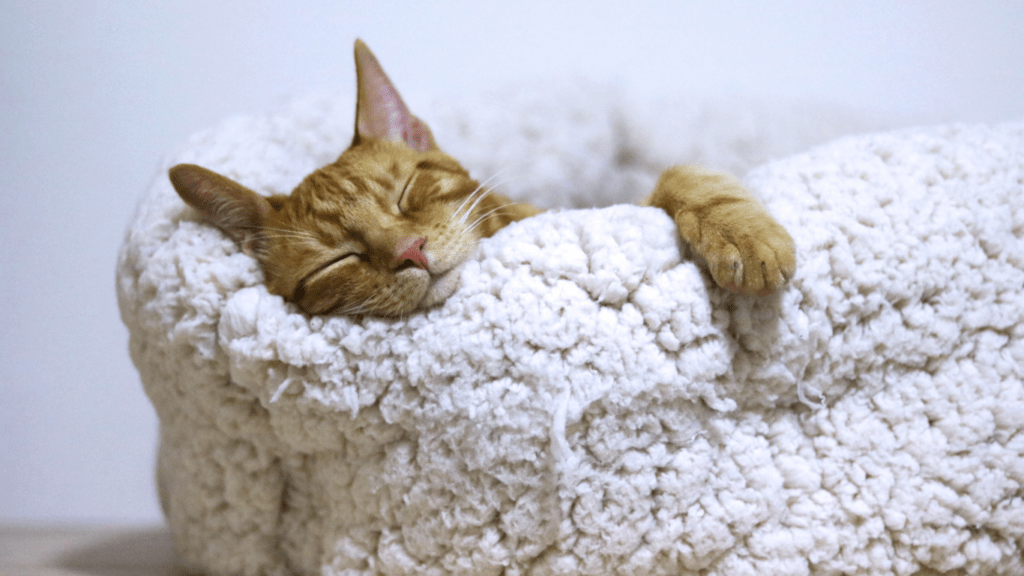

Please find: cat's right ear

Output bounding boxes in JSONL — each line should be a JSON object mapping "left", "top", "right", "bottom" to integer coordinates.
{"left": 169, "top": 163, "right": 272, "bottom": 256}
{"left": 352, "top": 39, "right": 437, "bottom": 151}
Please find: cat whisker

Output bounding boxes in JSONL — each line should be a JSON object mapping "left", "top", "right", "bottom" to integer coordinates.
{"left": 456, "top": 173, "right": 524, "bottom": 226}
{"left": 237, "top": 236, "right": 320, "bottom": 252}
{"left": 224, "top": 224, "right": 322, "bottom": 247}
{"left": 240, "top": 226, "right": 324, "bottom": 248}
{"left": 457, "top": 188, "right": 493, "bottom": 225}
{"left": 452, "top": 167, "right": 519, "bottom": 224}
{"left": 249, "top": 227, "right": 320, "bottom": 240}
{"left": 325, "top": 296, "right": 370, "bottom": 317}
{"left": 245, "top": 233, "right": 314, "bottom": 243}
{"left": 334, "top": 304, "right": 367, "bottom": 317}
{"left": 452, "top": 181, "right": 494, "bottom": 223}
{"left": 465, "top": 202, "right": 530, "bottom": 235}
{"left": 460, "top": 166, "right": 512, "bottom": 203}
{"left": 468, "top": 166, "right": 513, "bottom": 198}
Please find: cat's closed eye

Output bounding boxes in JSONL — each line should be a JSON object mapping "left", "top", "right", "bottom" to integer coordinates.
{"left": 304, "top": 252, "right": 363, "bottom": 282}
{"left": 397, "top": 172, "right": 417, "bottom": 214}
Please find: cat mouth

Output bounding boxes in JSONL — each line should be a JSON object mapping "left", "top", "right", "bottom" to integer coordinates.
{"left": 418, "top": 263, "right": 465, "bottom": 309}
{"left": 413, "top": 243, "right": 475, "bottom": 310}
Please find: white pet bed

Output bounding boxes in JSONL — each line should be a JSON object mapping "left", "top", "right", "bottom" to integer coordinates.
{"left": 118, "top": 82, "right": 1024, "bottom": 576}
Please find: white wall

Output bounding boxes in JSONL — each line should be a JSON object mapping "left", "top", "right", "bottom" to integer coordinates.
{"left": 1, "top": 0, "right": 1021, "bottom": 525}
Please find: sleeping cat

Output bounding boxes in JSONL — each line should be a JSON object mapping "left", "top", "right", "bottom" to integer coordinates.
{"left": 169, "top": 40, "right": 796, "bottom": 317}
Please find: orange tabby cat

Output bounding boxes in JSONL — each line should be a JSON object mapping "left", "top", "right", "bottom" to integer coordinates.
{"left": 170, "top": 40, "right": 795, "bottom": 317}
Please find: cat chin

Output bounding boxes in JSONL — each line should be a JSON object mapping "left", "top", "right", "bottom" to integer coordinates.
{"left": 418, "top": 263, "right": 465, "bottom": 310}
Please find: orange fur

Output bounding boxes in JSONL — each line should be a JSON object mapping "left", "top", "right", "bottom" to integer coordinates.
{"left": 170, "top": 40, "right": 794, "bottom": 317}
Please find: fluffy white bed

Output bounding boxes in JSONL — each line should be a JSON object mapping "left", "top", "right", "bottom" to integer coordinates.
{"left": 118, "top": 81, "right": 1024, "bottom": 576}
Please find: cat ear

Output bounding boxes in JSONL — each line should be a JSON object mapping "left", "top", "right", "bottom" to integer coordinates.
{"left": 352, "top": 39, "right": 437, "bottom": 152}
{"left": 168, "top": 163, "right": 272, "bottom": 256}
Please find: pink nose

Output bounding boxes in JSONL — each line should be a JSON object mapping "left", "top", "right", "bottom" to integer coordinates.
{"left": 395, "top": 237, "right": 429, "bottom": 270}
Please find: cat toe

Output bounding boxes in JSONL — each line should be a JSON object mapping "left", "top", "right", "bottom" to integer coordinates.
{"left": 708, "top": 234, "right": 795, "bottom": 296}
{"left": 751, "top": 237, "right": 796, "bottom": 295}
{"left": 712, "top": 244, "right": 745, "bottom": 289}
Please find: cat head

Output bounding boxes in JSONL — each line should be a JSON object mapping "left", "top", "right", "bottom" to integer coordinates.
{"left": 170, "top": 40, "right": 526, "bottom": 317}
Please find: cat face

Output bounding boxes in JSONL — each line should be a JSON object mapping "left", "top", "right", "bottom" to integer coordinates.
{"left": 169, "top": 40, "right": 535, "bottom": 317}
{"left": 255, "top": 141, "right": 503, "bottom": 316}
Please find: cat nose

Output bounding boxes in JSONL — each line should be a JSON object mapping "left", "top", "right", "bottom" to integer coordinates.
{"left": 395, "top": 236, "right": 429, "bottom": 270}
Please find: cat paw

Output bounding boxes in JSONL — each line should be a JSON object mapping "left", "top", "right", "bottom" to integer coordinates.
{"left": 700, "top": 219, "right": 796, "bottom": 296}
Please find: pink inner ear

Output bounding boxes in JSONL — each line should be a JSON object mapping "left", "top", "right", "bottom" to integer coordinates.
{"left": 354, "top": 40, "right": 436, "bottom": 151}
{"left": 405, "top": 116, "right": 436, "bottom": 153}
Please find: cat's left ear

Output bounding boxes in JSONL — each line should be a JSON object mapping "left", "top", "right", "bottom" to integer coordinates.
{"left": 352, "top": 39, "right": 437, "bottom": 152}
{"left": 169, "top": 163, "right": 273, "bottom": 257}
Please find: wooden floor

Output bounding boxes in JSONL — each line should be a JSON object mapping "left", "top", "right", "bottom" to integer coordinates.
{"left": 0, "top": 525, "right": 188, "bottom": 576}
